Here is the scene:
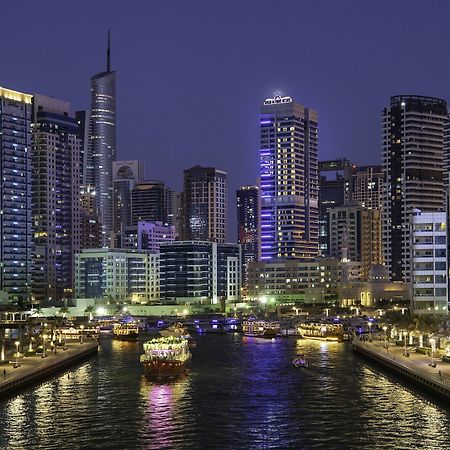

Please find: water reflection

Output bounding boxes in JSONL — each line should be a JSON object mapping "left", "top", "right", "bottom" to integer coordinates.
{"left": 140, "top": 376, "right": 191, "bottom": 449}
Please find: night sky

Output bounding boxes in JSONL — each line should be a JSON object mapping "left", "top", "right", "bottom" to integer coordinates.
{"left": 2, "top": 1, "right": 450, "bottom": 239}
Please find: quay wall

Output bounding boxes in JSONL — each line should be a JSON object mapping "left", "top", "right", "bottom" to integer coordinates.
{"left": 353, "top": 340, "right": 450, "bottom": 401}
{"left": 0, "top": 342, "right": 98, "bottom": 399}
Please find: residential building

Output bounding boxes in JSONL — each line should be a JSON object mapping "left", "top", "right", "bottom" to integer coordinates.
{"left": 0, "top": 87, "right": 32, "bottom": 305}
{"left": 31, "top": 94, "right": 81, "bottom": 305}
{"left": 260, "top": 95, "right": 319, "bottom": 260}
{"left": 131, "top": 180, "right": 166, "bottom": 226}
{"left": 113, "top": 160, "right": 144, "bottom": 238}
{"left": 117, "top": 221, "right": 175, "bottom": 251}
{"left": 75, "top": 110, "right": 93, "bottom": 186}
{"left": 180, "top": 165, "right": 228, "bottom": 242}
{"left": 411, "top": 209, "right": 448, "bottom": 315}
{"left": 80, "top": 184, "right": 101, "bottom": 249}
{"left": 382, "top": 95, "right": 447, "bottom": 282}
{"left": 159, "top": 241, "right": 240, "bottom": 304}
{"left": 236, "top": 185, "right": 259, "bottom": 291}
{"left": 347, "top": 165, "right": 383, "bottom": 209}
{"left": 318, "top": 159, "right": 354, "bottom": 255}
{"left": 75, "top": 248, "right": 159, "bottom": 303}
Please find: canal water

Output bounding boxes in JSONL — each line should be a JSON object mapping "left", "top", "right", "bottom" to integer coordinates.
{"left": 0, "top": 334, "right": 449, "bottom": 449}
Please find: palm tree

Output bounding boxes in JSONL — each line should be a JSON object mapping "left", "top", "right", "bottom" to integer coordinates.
{"left": 58, "top": 306, "right": 69, "bottom": 318}
{"left": 84, "top": 305, "right": 95, "bottom": 321}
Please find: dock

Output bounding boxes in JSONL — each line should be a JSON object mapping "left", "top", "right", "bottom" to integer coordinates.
{"left": 353, "top": 338, "right": 450, "bottom": 401}
{"left": 0, "top": 340, "right": 98, "bottom": 399}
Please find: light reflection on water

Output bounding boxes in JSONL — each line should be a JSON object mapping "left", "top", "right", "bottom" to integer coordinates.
{"left": 0, "top": 335, "right": 448, "bottom": 449}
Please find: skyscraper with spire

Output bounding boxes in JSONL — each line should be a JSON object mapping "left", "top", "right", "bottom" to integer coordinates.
{"left": 90, "top": 30, "right": 116, "bottom": 247}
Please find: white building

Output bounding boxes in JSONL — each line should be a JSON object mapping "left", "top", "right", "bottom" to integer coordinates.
{"left": 118, "top": 221, "right": 175, "bottom": 252}
{"left": 411, "top": 209, "right": 448, "bottom": 315}
{"left": 75, "top": 249, "right": 159, "bottom": 303}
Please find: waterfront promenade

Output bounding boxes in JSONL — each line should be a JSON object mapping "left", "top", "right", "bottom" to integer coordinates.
{"left": 0, "top": 339, "right": 98, "bottom": 398}
{"left": 353, "top": 337, "right": 450, "bottom": 400}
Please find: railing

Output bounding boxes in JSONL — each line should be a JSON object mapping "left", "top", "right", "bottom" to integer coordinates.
{"left": 354, "top": 339, "right": 450, "bottom": 390}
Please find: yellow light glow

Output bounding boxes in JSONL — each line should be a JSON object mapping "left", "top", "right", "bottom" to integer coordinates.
{"left": 0, "top": 87, "right": 32, "bottom": 104}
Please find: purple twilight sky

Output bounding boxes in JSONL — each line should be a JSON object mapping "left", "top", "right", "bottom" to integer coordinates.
{"left": 2, "top": 1, "right": 450, "bottom": 240}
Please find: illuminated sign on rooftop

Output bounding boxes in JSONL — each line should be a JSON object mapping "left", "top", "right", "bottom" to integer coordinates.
{"left": 263, "top": 95, "right": 292, "bottom": 105}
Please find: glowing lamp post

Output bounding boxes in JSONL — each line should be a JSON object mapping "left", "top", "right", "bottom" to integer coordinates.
{"left": 368, "top": 322, "right": 372, "bottom": 342}
{"left": 80, "top": 325, "right": 85, "bottom": 344}
{"left": 383, "top": 326, "right": 387, "bottom": 347}
{"left": 429, "top": 338, "right": 436, "bottom": 367}
{"left": 42, "top": 334, "right": 47, "bottom": 358}
{"left": 14, "top": 341, "right": 20, "bottom": 368}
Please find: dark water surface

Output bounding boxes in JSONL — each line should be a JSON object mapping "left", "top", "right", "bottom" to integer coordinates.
{"left": 0, "top": 334, "right": 449, "bottom": 449}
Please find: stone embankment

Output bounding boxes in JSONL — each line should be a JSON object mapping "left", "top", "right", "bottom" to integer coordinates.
{"left": 353, "top": 338, "right": 450, "bottom": 401}
{"left": 0, "top": 340, "right": 98, "bottom": 399}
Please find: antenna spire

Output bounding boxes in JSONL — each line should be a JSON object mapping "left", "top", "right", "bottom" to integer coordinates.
{"left": 107, "top": 29, "right": 111, "bottom": 72}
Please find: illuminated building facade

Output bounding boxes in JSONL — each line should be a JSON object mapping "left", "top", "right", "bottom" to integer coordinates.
{"left": 411, "top": 209, "right": 448, "bottom": 315}
{"left": 80, "top": 184, "right": 101, "bottom": 249}
{"left": 0, "top": 87, "right": 33, "bottom": 305}
{"left": 159, "top": 241, "right": 240, "bottom": 304}
{"left": 75, "top": 248, "right": 159, "bottom": 303}
{"left": 382, "top": 95, "right": 447, "bottom": 282}
{"left": 90, "top": 32, "right": 116, "bottom": 247}
{"left": 260, "top": 95, "right": 319, "bottom": 261}
{"left": 180, "top": 166, "right": 228, "bottom": 242}
{"left": 236, "top": 185, "right": 259, "bottom": 290}
{"left": 131, "top": 180, "right": 166, "bottom": 226}
{"left": 31, "top": 95, "right": 81, "bottom": 305}
{"left": 117, "top": 220, "right": 175, "bottom": 252}
{"left": 347, "top": 165, "right": 383, "bottom": 209}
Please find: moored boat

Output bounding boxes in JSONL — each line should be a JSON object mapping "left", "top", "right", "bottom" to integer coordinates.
{"left": 159, "top": 322, "right": 190, "bottom": 339}
{"left": 112, "top": 322, "right": 139, "bottom": 341}
{"left": 140, "top": 336, "right": 191, "bottom": 380}
{"left": 292, "top": 354, "right": 309, "bottom": 368}
{"left": 297, "top": 322, "right": 343, "bottom": 342}
{"left": 242, "top": 320, "right": 280, "bottom": 338}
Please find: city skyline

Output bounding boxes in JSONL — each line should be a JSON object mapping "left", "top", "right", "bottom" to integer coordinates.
{"left": 3, "top": 2, "right": 450, "bottom": 238}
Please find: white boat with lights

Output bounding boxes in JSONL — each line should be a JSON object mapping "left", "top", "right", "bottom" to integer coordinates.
{"left": 112, "top": 322, "right": 139, "bottom": 341}
{"left": 140, "top": 336, "right": 191, "bottom": 380}
{"left": 297, "top": 322, "right": 343, "bottom": 342}
{"left": 242, "top": 320, "right": 280, "bottom": 338}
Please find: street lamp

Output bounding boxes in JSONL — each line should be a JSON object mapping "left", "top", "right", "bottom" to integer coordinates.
{"left": 42, "top": 334, "right": 47, "bottom": 358}
{"left": 80, "top": 325, "right": 84, "bottom": 344}
{"left": 14, "top": 341, "right": 20, "bottom": 368}
{"left": 368, "top": 322, "right": 372, "bottom": 342}
{"left": 383, "top": 326, "right": 387, "bottom": 347}
{"left": 429, "top": 338, "right": 436, "bottom": 367}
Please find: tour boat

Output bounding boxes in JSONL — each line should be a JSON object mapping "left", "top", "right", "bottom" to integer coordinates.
{"left": 242, "top": 320, "right": 281, "bottom": 338}
{"left": 297, "top": 322, "right": 343, "bottom": 342}
{"left": 112, "top": 322, "right": 139, "bottom": 341}
{"left": 292, "top": 354, "right": 309, "bottom": 368}
{"left": 159, "top": 322, "right": 190, "bottom": 339}
{"left": 140, "top": 336, "right": 191, "bottom": 380}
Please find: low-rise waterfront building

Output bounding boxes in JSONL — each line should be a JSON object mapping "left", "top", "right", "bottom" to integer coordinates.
{"left": 159, "top": 241, "right": 241, "bottom": 305}
{"left": 74, "top": 248, "right": 159, "bottom": 303}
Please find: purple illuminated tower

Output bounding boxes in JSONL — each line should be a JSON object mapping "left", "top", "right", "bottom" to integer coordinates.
{"left": 259, "top": 95, "right": 319, "bottom": 261}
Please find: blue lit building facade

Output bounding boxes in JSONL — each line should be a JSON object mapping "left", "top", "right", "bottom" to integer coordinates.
{"left": 260, "top": 95, "right": 319, "bottom": 261}
{"left": 0, "top": 87, "right": 33, "bottom": 305}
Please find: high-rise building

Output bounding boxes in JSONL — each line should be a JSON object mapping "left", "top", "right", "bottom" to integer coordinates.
{"left": 80, "top": 184, "right": 101, "bottom": 249}
{"left": 382, "top": 95, "right": 447, "bottom": 282}
{"left": 112, "top": 160, "right": 144, "bottom": 238}
{"left": 318, "top": 159, "right": 354, "bottom": 256}
{"left": 236, "top": 185, "right": 259, "bottom": 291}
{"left": 444, "top": 118, "right": 450, "bottom": 190}
{"left": 347, "top": 165, "right": 383, "bottom": 209}
{"left": 0, "top": 87, "right": 33, "bottom": 305}
{"left": 31, "top": 94, "right": 81, "bottom": 306}
{"left": 411, "top": 209, "right": 448, "bottom": 315}
{"left": 75, "top": 110, "right": 93, "bottom": 186}
{"left": 117, "top": 220, "right": 175, "bottom": 252}
{"left": 260, "top": 95, "right": 319, "bottom": 260}
{"left": 328, "top": 204, "right": 382, "bottom": 280}
{"left": 180, "top": 165, "right": 228, "bottom": 242}
{"left": 131, "top": 180, "right": 166, "bottom": 226}
{"left": 91, "top": 31, "right": 116, "bottom": 247}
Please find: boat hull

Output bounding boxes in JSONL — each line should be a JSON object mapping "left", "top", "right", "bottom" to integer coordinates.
{"left": 142, "top": 360, "right": 187, "bottom": 380}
